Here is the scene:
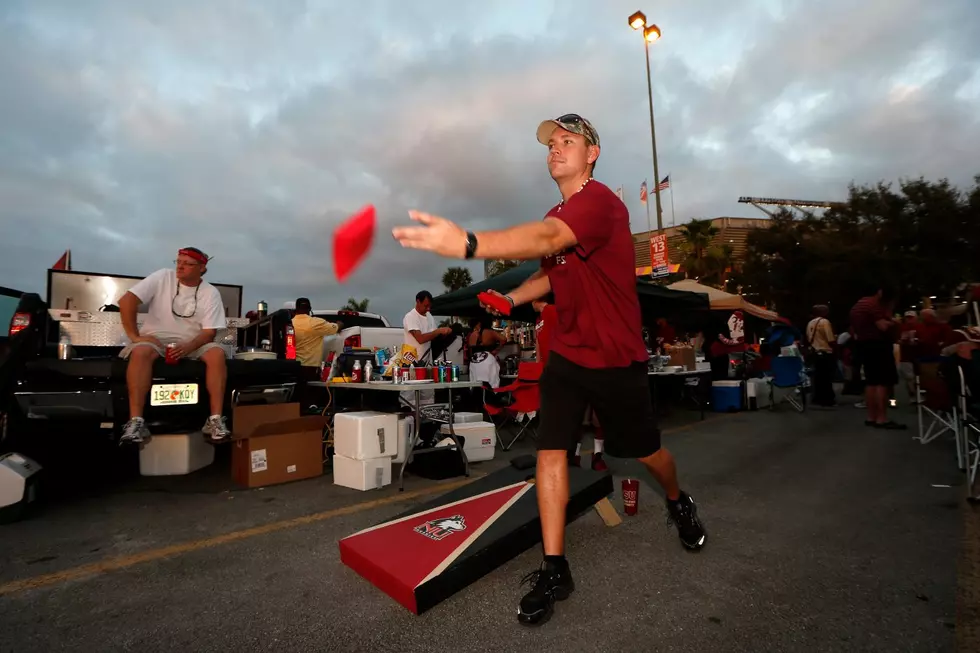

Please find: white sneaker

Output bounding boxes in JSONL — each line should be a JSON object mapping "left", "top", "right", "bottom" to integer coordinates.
{"left": 120, "top": 417, "right": 151, "bottom": 446}
{"left": 203, "top": 415, "right": 231, "bottom": 442}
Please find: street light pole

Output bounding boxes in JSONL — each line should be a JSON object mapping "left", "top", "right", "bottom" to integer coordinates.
{"left": 643, "top": 35, "right": 664, "bottom": 233}
{"left": 629, "top": 11, "right": 665, "bottom": 234}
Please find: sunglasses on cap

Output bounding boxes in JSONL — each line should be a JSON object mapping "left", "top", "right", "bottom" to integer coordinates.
{"left": 554, "top": 114, "right": 599, "bottom": 146}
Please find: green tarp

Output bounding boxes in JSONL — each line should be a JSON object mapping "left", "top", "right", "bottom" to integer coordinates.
{"left": 431, "top": 261, "right": 709, "bottom": 323}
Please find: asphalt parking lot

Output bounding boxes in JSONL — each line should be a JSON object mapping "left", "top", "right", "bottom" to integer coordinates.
{"left": 0, "top": 398, "right": 968, "bottom": 653}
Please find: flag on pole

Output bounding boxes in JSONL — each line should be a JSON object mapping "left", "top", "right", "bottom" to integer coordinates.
{"left": 639, "top": 181, "right": 648, "bottom": 205}
{"left": 657, "top": 175, "right": 670, "bottom": 191}
{"left": 615, "top": 186, "right": 624, "bottom": 200}
{"left": 51, "top": 249, "right": 71, "bottom": 271}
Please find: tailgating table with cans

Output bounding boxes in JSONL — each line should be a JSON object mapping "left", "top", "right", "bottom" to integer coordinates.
{"left": 309, "top": 379, "right": 483, "bottom": 490}
{"left": 648, "top": 369, "right": 712, "bottom": 419}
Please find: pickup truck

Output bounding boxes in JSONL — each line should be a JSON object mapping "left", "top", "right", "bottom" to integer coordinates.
{"left": 307, "top": 309, "right": 465, "bottom": 369}
{"left": 1, "top": 282, "right": 303, "bottom": 469}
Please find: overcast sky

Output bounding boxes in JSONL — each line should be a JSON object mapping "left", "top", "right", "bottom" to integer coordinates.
{"left": 2, "top": 0, "right": 978, "bottom": 321}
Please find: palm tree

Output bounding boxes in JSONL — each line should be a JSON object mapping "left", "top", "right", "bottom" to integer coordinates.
{"left": 442, "top": 267, "right": 473, "bottom": 293}
{"left": 676, "top": 218, "right": 731, "bottom": 286}
{"left": 344, "top": 297, "right": 370, "bottom": 312}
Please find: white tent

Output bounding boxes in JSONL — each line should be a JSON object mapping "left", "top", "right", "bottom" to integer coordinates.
{"left": 666, "top": 279, "right": 781, "bottom": 321}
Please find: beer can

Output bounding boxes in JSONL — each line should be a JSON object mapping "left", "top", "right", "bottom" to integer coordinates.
{"left": 58, "top": 336, "right": 72, "bottom": 361}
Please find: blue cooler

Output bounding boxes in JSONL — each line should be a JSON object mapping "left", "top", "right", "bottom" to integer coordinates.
{"left": 711, "top": 380, "right": 743, "bottom": 412}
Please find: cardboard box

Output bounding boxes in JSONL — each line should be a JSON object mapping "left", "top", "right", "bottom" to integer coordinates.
{"left": 668, "top": 346, "right": 697, "bottom": 371}
{"left": 231, "top": 403, "right": 325, "bottom": 488}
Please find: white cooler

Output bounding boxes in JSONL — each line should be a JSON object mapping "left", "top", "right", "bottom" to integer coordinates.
{"left": 439, "top": 421, "right": 497, "bottom": 462}
{"left": 334, "top": 411, "right": 398, "bottom": 460}
{"left": 393, "top": 416, "right": 415, "bottom": 465}
{"left": 333, "top": 454, "right": 391, "bottom": 491}
{"left": 139, "top": 433, "right": 215, "bottom": 476}
{"left": 746, "top": 378, "right": 772, "bottom": 410}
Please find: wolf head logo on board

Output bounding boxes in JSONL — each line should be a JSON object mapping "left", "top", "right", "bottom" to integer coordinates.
{"left": 414, "top": 514, "right": 467, "bottom": 541}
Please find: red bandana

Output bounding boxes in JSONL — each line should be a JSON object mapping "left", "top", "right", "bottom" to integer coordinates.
{"left": 178, "top": 248, "right": 208, "bottom": 264}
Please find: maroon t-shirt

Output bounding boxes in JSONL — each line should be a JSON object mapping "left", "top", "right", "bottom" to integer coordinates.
{"left": 541, "top": 180, "right": 649, "bottom": 369}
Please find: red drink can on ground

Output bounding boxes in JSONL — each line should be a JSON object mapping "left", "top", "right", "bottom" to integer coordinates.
{"left": 622, "top": 479, "right": 640, "bottom": 516}
{"left": 165, "top": 343, "right": 179, "bottom": 364}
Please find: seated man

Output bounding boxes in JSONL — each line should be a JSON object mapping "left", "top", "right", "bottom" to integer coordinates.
{"left": 117, "top": 247, "right": 230, "bottom": 445}
{"left": 291, "top": 297, "right": 341, "bottom": 370}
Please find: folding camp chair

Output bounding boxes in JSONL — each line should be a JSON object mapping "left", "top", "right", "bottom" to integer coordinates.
{"left": 766, "top": 355, "right": 807, "bottom": 412}
{"left": 954, "top": 358, "right": 980, "bottom": 499}
{"left": 484, "top": 362, "right": 542, "bottom": 451}
{"left": 915, "top": 359, "right": 959, "bottom": 448}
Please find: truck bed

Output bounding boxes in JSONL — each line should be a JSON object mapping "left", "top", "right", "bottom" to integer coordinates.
{"left": 22, "top": 356, "right": 300, "bottom": 384}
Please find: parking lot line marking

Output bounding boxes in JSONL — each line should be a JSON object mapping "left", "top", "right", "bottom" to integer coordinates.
{"left": 0, "top": 415, "right": 722, "bottom": 598}
{"left": 0, "top": 475, "right": 482, "bottom": 597}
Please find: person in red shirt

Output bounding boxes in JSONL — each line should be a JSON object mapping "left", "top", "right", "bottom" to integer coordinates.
{"left": 849, "top": 285, "right": 903, "bottom": 429}
{"left": 392, "top": 112, "right": 706, "bottom": 626}
{"left": 534, "top": 299, "right": 609, "bottom": 471}
{"left": 916, "top": 309, "right": 956, "bottom": 358}
{"left": 532, "top": 299, "right": 557, "bottom": 365}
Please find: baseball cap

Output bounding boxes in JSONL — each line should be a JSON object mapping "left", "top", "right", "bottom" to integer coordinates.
{"left": 295, "top": 297, "right": 312, "bottom": 312}
{"left": 536, "top": 114, "right": 601, "bottom": 148}
{"left": 904, "top": 310, "right": 917, "bottom": 318}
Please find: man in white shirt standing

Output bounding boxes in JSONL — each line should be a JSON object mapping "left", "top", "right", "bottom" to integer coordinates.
{"left": 403, "top": 290, "right": 451, "bottom": 364}
{"left": 117, "top": 247, "right": 231, "bottom": 445}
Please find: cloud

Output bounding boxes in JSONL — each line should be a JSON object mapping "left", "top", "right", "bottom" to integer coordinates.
{"left": 0, "top": 0, "right": 978, "bottom": 322}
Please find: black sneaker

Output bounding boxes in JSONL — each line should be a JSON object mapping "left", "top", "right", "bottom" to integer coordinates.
{"left": 517, "top": 558, "right": 575, "bottom": 626}
{"left": 667, "top": 492, "right": 706, "bottom": 551}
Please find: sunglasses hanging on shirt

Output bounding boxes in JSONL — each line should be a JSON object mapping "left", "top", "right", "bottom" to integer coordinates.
{"left": 172, "top": 284, "right": 199, "bottom": 318}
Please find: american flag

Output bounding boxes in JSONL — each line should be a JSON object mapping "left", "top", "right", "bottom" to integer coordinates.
{"left": 657, "top": 175, "right": 670, "bottom": 191}
{"left": 639, "top": 181, "right": 648, "bottom": 204}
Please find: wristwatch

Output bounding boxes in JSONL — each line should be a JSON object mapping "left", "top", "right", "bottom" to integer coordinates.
{"left": 464, "top": 231, "right": 478, "bottom": 259}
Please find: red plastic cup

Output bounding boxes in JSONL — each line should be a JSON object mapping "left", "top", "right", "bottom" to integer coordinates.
{"left": 415, "top": 366, "right": 427, "bottom": 380}
{"left": 622, "top": 479, "right": 639, "bottom": 516}
{"left": 165, "top": 343, "right": 179, "bottom": 365}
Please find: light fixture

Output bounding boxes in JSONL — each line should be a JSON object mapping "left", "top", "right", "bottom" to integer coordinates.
{"left": 629, "top": 11, "right": 646, "bottom": 30}
{"left": 644, "top": 24, "right": 661, "bottom": 42}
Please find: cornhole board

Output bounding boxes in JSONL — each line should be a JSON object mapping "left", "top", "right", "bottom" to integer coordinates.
{"left": 339, "top": 457, "right": 613, "bottom": 615}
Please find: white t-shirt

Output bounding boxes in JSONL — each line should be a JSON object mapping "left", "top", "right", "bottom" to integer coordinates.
{"left": 128, "top": 268, "right": 227, "bottom": 341}
{"left": 403, "top": 308, "right": 437, "bottom": 363}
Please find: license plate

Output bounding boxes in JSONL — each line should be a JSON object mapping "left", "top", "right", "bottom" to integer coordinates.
{"left": 150, "top": 383, "right": 199, "bottom": 406}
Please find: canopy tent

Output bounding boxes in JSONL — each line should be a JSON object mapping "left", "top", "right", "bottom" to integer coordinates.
{"left": 431, "top": 261, "right": 710, "bottom": 323}
{"left": 666, "top": 279, "right": 780, "bottom": 322}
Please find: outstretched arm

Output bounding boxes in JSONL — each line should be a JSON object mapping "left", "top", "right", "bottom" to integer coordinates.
{"left": 507, "top": 269, "right": 551, "bottom": 307}
{"left": 392, "top": 212, "right": 578, "bottom": 261}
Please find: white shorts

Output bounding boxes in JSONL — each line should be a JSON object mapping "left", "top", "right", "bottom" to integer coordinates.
{"left": 119, "top": 338, "right": 227, "bottom": 360}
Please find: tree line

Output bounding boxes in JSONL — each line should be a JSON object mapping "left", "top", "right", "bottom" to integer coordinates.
{"left": 729, "top": 175, "right": 980, "bottom": 327}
